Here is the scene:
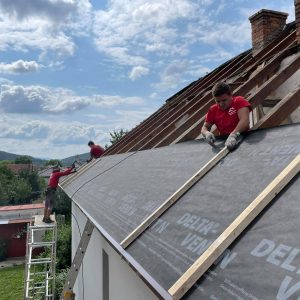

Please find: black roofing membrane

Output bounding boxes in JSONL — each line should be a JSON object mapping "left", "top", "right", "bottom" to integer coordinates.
{"left": 185, "top": 174, "right": 300, "bottom": 300}
{"left": 63, "top": 140, "right": 217, "bottom": 242}
{"left": 127, "top": 124, "right": 300, "bottom": 292}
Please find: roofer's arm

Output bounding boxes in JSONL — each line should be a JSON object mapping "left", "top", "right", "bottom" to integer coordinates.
{"left": 201, "top": 122, "right": 216, "bottom": 143}
{"left": 86, "top": 150, "right": 94, "bottom": 163}
{"left": 232, "top": 107, "right": 250, "bottom": 134}
{"left": 225, "top": 107, "right": 250, "bottom": 150}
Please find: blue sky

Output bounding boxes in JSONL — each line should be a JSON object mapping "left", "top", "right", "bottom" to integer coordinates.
{"left": 0, "top": 0, "right": 295, "bottom": 159}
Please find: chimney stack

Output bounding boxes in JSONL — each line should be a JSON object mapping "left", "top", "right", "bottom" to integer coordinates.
{"left": 249, "top": 9, "right": 288, "bottom": 54}
{"left": 295, "top": 0, "right": 300, "bottom": 43}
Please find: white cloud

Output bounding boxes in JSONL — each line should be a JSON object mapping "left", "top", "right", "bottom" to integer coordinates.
{"left": 197, "top": 50, "right": 234, "bottom": 64}
{"left": 0, "top": 0, "right": 77, "bottom": 22}
{"left": 93, "top": 95, "right": 144, "bottom": 107}
{"left": 0, "top": 84, "right": 144, "bottom": 114}
{"left": 0, "top": 118, "right": 106, "bottom": 146}
{"left": 129, "top": 66, "right": 149, "bottom": 80}
{"left": 153, "top": 60, "right": 190, "bottom": 90}
{"left": 0, "top": 77, "right": 13, "bottom": 85}
{"left": 186, "top": 20, "right": 251, "bottom": 48}
{"left": 92, "top": 0, "right": 198, "bottom": 66}
{"left": 0, "top": 106, "right": 156, "bottom": 158}
{"left": 0, "top": 60, "right": 41, "bottom": 74}
{"left": 0, "top": 120, "right": 50, "bottom": 140}
{"left": 185, "top": 63, "right": 211, "bottom": 78}
{"left": 0, "top": 0, "right": 93, "bottom": 63}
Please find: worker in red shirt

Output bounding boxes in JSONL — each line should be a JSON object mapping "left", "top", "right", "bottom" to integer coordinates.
{"left": 201, "top": 82, "right": 252, "bottom": 150}
{"left": 87, "top": 141, "right": 104, "bottom": 162}
{"left": 43, "top": 164, "right": 75, "bottom": 223}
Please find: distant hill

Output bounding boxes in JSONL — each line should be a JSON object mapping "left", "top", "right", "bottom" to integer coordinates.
{"left": 61, "top": 152, "right": 90, "bottom": 166}
{"left": 0, "top": 150, "right": 46, "bottom": 166}
{"left": 0, "top": 150, "right": 92, "bottom": 167}
{"left": 0, "top": 150, "right": 19, "bottom": 161}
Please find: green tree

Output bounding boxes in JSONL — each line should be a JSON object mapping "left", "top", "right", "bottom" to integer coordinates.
{"left": 105, "top": 128, "right": 128, "bottom": 149}
{"left": 19, "top": 170, "right": 46, "bottom": 192}
{"left": 7, "top": 177, "right": 32, "bottom": 204}
{"left": 0, "top": 160, "right": 12, "bottom": 165}
{"left": 14, "top": 156, "right": 32, "bottom": 164}
{"left": 0, "top": 166, "right": 14, "bottom": 205}
{"left": 53, "top": 189, "right": 72, "bottom": 220}
{"left": 40, "top": 222, "right": 71, "bottom": 269}
{"left": 45, "top": 159, "right": 62, "bottom": 167}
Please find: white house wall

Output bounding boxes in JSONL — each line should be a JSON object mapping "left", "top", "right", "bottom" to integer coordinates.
{"left": 72, "top": 203, "right": 159, "bottom": 300}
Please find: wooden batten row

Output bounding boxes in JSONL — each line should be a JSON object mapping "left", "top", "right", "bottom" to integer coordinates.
{"left": 107, "top": 28, "right": 296, "bottom": 155}
{"left": 171, "top": 49, "right": 300, "bottom": 145}
{"left": 107, "top": 53, "right": 246, "bottom": 155}
{"left": 114, "top": 52, "right": 252, "bottom": 154}
{"left": 130, "top": 31, "right": 296, "bottom": 152}
{"left": 252, "top": 86, "right": 300, "bottom": 130}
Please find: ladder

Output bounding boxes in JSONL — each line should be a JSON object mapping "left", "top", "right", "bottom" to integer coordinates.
{"left": 24, "top": 215, "right": 57, "bottom": 300}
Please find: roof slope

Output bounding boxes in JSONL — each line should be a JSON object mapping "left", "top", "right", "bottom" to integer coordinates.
{"left": 104, "top": 23, "right": 299, "bottom": 156}
{"left": 61, "top": 123, "right": 300, "bottom": 299}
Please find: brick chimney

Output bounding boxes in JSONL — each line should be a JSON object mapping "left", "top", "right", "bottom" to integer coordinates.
{"left": 295, "top": 0, "right": 300, "bottom": 43}
{"left": 249, "top": 9, "right": 288, "bottom": 53}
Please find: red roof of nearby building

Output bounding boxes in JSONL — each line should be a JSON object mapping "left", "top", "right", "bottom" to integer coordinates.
{"left": 6, "top": 163, "right": 34, "bottom": 174}
{"left": 8, "top": 218, "right": 32, "bottom": 224}
{"left": 0, "top": 203, "right": 44, "bottom": 211}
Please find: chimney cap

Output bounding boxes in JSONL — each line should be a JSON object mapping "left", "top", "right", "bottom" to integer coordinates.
{"left": 249, "top": 9, "right": 288, "bottom": 22}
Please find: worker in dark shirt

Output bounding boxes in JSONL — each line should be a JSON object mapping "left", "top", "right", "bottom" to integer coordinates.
{"left": 87, "top": 140, "right": 104, "bottom": 162}
{"left": 43, "top": 164, "right": 75, "bottom": 223}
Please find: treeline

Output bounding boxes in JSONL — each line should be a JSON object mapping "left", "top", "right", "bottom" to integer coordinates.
{"left": 0, "top": 159, "right": 46, "bottom": 206}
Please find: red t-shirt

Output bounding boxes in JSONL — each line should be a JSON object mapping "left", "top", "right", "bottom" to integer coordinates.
{"left": 90, "top": 145, "right": 104, "bottom": 158}
{"left": 48, "top": 168, "right": 73, "bottom": 189}
{"left": 205, "top": 96, "right": 252, "bottom": 135}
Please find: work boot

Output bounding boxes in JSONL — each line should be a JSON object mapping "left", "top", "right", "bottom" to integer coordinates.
{"left": 44, "top": 218, "right": 54, "bottom": 224}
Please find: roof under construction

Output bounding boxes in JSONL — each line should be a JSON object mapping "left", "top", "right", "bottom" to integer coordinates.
{"left": 61, "top": 123, "right": 300, "bottom": 299}
{"left": 60, "top": 8, "right": 300, "bottom": 299}
{"left": 103, "top": 21, "right": 300, "bottom": 156}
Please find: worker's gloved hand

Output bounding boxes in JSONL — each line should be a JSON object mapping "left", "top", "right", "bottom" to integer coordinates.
{"left": 203, "top": 131, "right": 216, "bottom": 143}
{"left": 225, "top": 132, "right": 241, "bottom": 151}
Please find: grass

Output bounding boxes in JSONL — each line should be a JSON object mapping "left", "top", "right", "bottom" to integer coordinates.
{"left": 0, "top": 265, "right": 24, "bottom": 300}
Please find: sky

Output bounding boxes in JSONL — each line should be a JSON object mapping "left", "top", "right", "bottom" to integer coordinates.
{"left": 0, "top": 0, "right": 295, "bottom": 159}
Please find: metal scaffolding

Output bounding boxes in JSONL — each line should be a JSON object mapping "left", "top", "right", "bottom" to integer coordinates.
{"left": 24, "top": 215, "right": 57, "bottom": 300}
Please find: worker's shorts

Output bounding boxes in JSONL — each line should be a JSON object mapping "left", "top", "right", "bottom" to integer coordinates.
{"left": 45, "top": 188, "right": 56, "bottom": 211}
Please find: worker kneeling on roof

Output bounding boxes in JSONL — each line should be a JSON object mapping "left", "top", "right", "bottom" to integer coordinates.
{"left": 43, "top": 164, "right": 75, "bottom": 223}
{"left": 87, "top": 140, "right": 104, "bottom": 163}
{"left": 201, "top": 82, "right": 252, "bottom": 150}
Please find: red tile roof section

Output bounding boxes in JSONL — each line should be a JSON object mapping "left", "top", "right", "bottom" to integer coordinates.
{"left": 8, "top": 219, "right": 31, "bottom": 224}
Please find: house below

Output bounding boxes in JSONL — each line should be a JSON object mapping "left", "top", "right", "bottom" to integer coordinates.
{"left": 0, "top": 203, "right": 44, "bottom": 258}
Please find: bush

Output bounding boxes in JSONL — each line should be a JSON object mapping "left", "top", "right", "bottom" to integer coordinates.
{"left": 37, "top": 222, "right": 71, "bottom": 298}
{"left": 14, "top": 156, "right": 32, "bottom": 164}
{"left": 40, "top": 222, "right": 71, "bottom": 270}
{"left": 56, "top": 223, "right": 72, "bottom": 270}
{"left": 54, "top": 189, "right": 72, "bottom": 221}
{"left": 55, "top": 268, "right": 69, "bottom": 299}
